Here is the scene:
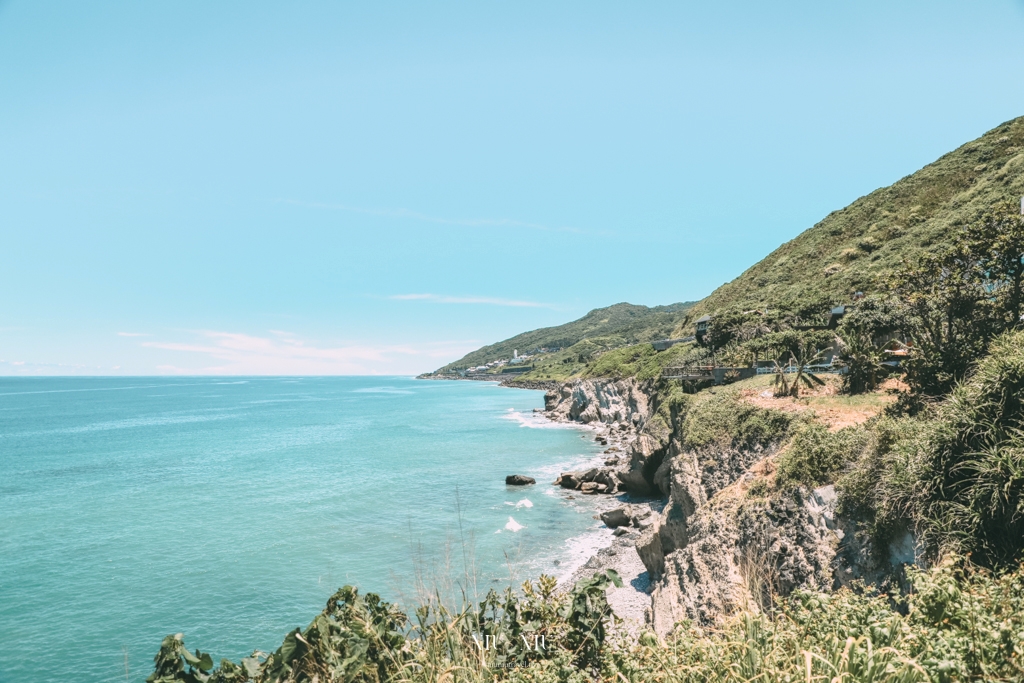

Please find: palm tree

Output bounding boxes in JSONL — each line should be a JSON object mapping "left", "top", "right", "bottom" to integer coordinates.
{"left": 772, "top": 344, "right": 827, "bottom": 398}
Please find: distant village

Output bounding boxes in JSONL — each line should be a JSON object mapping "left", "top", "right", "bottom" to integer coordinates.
{"left": 442, "top": 348, "right": 562, "bottom": 377}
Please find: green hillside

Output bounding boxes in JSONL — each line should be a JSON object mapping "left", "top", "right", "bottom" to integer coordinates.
{"left": 431, "top": 116, "right": 1024, "bottom": 382}
{"left": 431, "top": 301, "right": 695, "bottom": 374}
{"left": 685, "top": 115, "right": 1024, "bottom": 321}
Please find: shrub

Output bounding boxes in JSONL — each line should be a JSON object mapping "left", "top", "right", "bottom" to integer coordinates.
{"left": 583, "top": 344, "right": 656, "bottom": 379}
{"left": 150, "top": 559, "right": 1024, "bottom": 683}
{"left": 836, "top": 330, "right": 1024, "bottom": 567}
{"left": 148, "top": 571, "right": 623, "bottom": 683}
{"left": 609, "top": 557, "right": 1024, "bottom": 683}
{"left": 680, "top": 394, "right": 792, "bottom": 451}
{"left": 776, "top": 422, "right": 870, "bottom": 489}
{"left": 836, "top": 414, "right": 931, "bottom": 551}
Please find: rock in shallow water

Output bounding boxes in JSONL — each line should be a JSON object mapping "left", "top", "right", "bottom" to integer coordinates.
{"left": 505, "top": 474, "right": 536, "bottom": 486}
{"left": 554, "top": 473, "right": 580, "bottom": 489}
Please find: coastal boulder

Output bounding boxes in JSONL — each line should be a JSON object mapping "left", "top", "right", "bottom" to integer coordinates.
{"left": 600, "top": 508, "right": 631, "bottom": 528}
{"left": 505, "top": 474, "right": 536, "bottom": 486}
{"left": 594, "top": 469, "right": 618, "bottom": 490}
{"left": 631, "top": 508, "right": 654, "bottom": 529}
{"left": 555, "top": 473, "right": 581, "bottom": 489}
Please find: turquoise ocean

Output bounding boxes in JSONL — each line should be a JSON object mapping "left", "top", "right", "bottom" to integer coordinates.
{"left": 0, "top": 377, "right": 611, "bottom": 683}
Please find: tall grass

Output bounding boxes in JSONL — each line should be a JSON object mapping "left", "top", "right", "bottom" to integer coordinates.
{"left": 838, "top": 330, "right": 1024, "bottom": 567}
{"left": 149, "top": 557, "right": 1024, "bottom": 683}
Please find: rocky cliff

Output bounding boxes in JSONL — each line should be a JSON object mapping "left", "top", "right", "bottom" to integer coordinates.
{"left": 544, "top": 378, "right": 904, "bottom": 636}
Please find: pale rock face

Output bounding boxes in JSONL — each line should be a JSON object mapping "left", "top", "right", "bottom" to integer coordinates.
{"left": 545, "top": 378, "right": 663, "bottom": 495}
{"left": 736, "top": 491, "right": 840, "bottom": 596}
{"left": 650, "top": 501, "right": 750, "bottom": 634}
{"left": 620, "top": 433, "right": 668, "bottom": 496}
{"left": 544, "top": 379, "right": 649, "bottom": 426}
{"left": 543, "top": 377, "right": 910, "bottom": 636}
{"left": 636, "top": 519, "right": 665, "bottom": 578}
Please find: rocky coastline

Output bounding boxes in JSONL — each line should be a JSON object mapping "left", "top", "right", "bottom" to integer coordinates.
{"left": 535, "top": 379, "right": 661, "bottom": 628}
{"left": 443, "top": 373, "right": 888, "bottom": 633}
{"left": 530, "top": 377, "right": 887, "bottom": 636}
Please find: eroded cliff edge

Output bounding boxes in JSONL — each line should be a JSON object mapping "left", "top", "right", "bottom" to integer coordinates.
{"left": 543, "top": 376, "right": 914, "bottom": 636}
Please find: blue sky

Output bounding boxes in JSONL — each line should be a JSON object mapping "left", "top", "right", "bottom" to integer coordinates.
{"left": 2, "top": 1, "right": 1024, "bottom": 375}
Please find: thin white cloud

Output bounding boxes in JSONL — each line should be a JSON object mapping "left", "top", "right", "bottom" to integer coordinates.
{"left": 0, "top": 359, "right": 89, "bottom": 375}
{"left": 117, "top": 332, "right": 150, "bottom": 337}
{"left": 140, "top": 331, "right": 478, "bottom": 375}
{"left": 278, "top": 199, "right": 589, "bottom": 235}
{"left": 390, "top": 293, "right": 552, "bottom": 308}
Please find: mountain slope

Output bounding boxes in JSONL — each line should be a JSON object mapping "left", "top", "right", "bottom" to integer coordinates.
{"left": 683, "top": 116, "right": 1024, "bottom": 322}
{"left": 435, "top": 301, "right": 695, "bottom": 372}
{"left": 432, "top": 116, "right": 1024, "bottom": 379}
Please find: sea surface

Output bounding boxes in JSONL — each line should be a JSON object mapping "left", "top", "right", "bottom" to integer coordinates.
{"left": 0, "top": 376, "right": 611, "bottom": 683}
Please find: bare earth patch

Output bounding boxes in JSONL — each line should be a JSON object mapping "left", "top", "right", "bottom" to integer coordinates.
{"left": 737, "top": 376, "right": 896, "bottom": 431}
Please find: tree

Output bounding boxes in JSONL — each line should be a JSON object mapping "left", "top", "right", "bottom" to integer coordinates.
{"left": 963, "top": 200, "right": 1024, "bottom": 328}
{"left": 891, "top": 240, "right": 994, "bottom": 396}
{"left": 838, "top": 332, "right": 891, "bottom": 394}
{"left": 747, "top": 330, "right": 831, "bottom": 398}
{"left": 889, "top": 199, "right": 1024, "bottom": 398}
{"left": 834, "top": 296, "right": 912, "bottom": 394}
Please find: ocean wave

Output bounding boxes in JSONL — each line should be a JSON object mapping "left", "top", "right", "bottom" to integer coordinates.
{"left": 552, "top": 524, "right": 616, "bottom": 581}
{"left": 500, "top": 408, "right": 585, "bottom": 429}
{"left": 352, "top": 387, "right": 415, "bottom": 395}
{"left": 7, "top": 412, "right": 239, "bottom": 437}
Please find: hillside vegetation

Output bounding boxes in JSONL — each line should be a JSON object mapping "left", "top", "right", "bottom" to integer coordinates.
{"left": 150, "top": 559, "right": 1024, "bottom": 683}
{"left": 429, "top": 116, "right": 1024, "bottom": 383}
{"left": 433, "top": 302, "right": 694, "bottom": 374}
{"left": 688, "top": 115, "right": 1024, "bottom": 318}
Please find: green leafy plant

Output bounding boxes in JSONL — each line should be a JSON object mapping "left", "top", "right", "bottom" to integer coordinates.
{"left": 562, "top": 569, "right": 622, "bottom": 669}
{"left": 777, "top": 422, "right": 870, "bottom": 488}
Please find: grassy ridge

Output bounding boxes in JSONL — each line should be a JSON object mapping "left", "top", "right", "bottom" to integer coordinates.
{"left": 432, "top": 115, "right": 1024, "bottom": 382}
{"left": 686, "top": 116, "right": 1024, "bottom": 320}
{"left": 433, "top": 301, "right": 694, "bottom": 373}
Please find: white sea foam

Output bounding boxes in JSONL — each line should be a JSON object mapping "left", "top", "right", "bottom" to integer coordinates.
{"left": 515, "top": 498, "right": 533, "bottom": 509}
{"left": 505, "top": 517, "right": 524, "bottom": 532}
{"left": 501, "top": 408, "right": 585, "bottom": 429}
{"left": 499, "top": 407, "right": 606, "bottom": 468}
{"left": 553, "top": 525, "right": 616, "bottom": 581}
